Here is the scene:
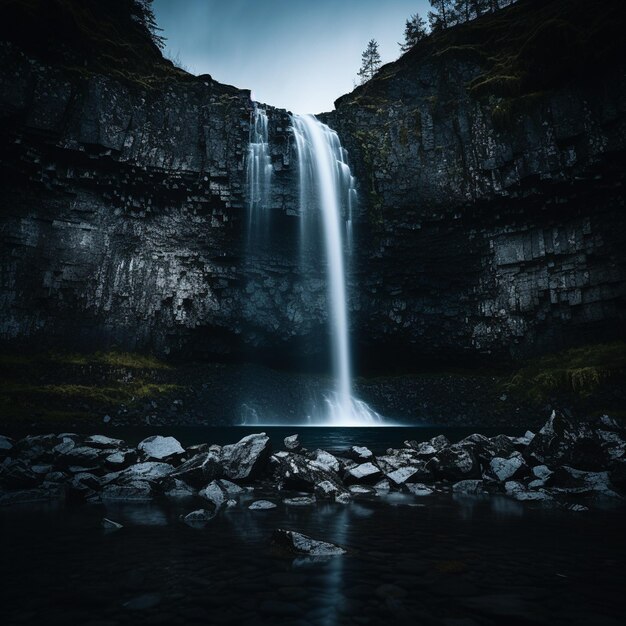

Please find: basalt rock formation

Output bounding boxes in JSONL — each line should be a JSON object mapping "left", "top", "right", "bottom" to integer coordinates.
{"left": 0, "top": 0, "right": 624, "bottom": 368}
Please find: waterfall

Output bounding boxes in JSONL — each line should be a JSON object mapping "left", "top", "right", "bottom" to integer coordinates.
{"left": 247, "top": 105, "right": 272, "bottom": 225}
{"left": 292, "top": 114, "right": 381, "bottom": 426}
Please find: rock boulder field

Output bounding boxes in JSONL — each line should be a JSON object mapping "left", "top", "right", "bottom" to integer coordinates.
{"left": 1, "top": 413, "right": 624, "bottom": 521}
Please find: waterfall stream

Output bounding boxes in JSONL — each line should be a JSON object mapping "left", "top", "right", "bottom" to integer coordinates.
{"left": 247, "top": 106, "right": 272, "bottom": 225}
{"left": 292, "top": 114, "right": 380, "bottom": 426}
{"left": 244, "top": 106, "right": 382, "bottom": 426}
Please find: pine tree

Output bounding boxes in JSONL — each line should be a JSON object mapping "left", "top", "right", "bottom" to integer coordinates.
{"left": 428, "top": 0, "right": 455, "bottom": 32}
{"left": 357, "top": 39, "right": 382, "bottom": 84}
{"left": 130, "top": 0, "right": 166, "bottom": 49}
{"left": 399, "top": 13, "right": 428, "bottom": 52}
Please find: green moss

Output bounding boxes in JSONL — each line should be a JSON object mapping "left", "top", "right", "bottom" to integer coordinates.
{"left": 0, "top": 381, "right": 180, "bottom": 405}
{"left": 503, "top": 342, "right": 626, "bottom": 403}
{"left": 0, "top": 350, "right": 168, "bottom": 369}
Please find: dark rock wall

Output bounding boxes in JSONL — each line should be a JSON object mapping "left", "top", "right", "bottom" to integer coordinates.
{"left": 1, "top": 18, "right": 625, "bottom": 368}
{"left": 328, "top": 56, "right": 626, "bottom": 364}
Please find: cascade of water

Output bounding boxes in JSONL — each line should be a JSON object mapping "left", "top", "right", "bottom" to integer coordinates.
{"left": 246, "top": 105, "right": 272, "bottom": 226}
{"left": 292, "top": 114, "right": 381, "bottom": 426}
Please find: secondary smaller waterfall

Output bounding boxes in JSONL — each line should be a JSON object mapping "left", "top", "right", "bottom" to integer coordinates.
{"left": 292, "top": 114, "right": 381, "bottom": 426}
{"left": 246, "top": 106, "right": 272, "bottom": 223}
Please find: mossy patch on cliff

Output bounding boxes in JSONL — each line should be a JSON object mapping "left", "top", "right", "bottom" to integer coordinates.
{"left": 502, "top": 342, "right": 626, "bottom": 404}
{"left": 0, "top": 350, "right": 180, "bottom": 423}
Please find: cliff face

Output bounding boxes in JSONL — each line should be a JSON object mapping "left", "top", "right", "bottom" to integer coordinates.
{"left": 327, "top": 0, "right": 626, "bottom": 364}
{"left": 0, "top": 0, "right": 625, "bottom": 367}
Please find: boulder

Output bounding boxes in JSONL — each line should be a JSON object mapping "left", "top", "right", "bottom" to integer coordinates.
{"left": 526, "top": 411, "right": 606, "bottom": 471}
{"left": 458, "top": 433, "right": 516, "bottom": 466}
{"left": 138, "top": 436, "right": 185, "bottom": 461}
{"left": 284, "top": 435, "right": 301, "bottom": 451}
{"left": 345, "top": 462, "right": 381, "bottom": 484}
{"left": 170, "top": 449, "right": 221, "bottom": 487}
{"left": 270, "top": 452, "right": 348, "bottom": 499}
{"left": 426, "top": 445, "right": 480, "bottom": 481}
{"left": 387, "top": 466, "right": 424, "bottom": 485}
{"left": 548, "top": 466, "right": 619, "bottom": 497}
{"left": 119, "top": 462, "right": 174, "bottom": 482}
{"left": 489, "top": 453, "right": 528, "bottom": 482}
{"left": 283, "top": 496, "right": 316, "bottom": 506}
{"left": 221, "top": 433, "right": 271, "bottom": 480}
{"left": 532, "top": 465, "right": 553, "bottom": 481}
{"left": 309, "top": 449, "right": 340, "bottom": 473}
{"left": 105, "top": 449, "right": 137, "bottom": 470}
{"left": 0, "top": 460, "right": 41, "bottom": 489}
{"left": 85, "top": 435, "right": 125, "bottom": 449}
{"left": 184, "top": 509, "right": 215, "bottom": 526}
{"left": 347, "top": 446, "right": 373, "bottom": 461}
{"left": 452, "top": 479, "right": 486, "bottom": 495}
{"left": 0, "top": 435, "right": 14, "bottom": 455}
{"left": 505, "top": 480, "right": 553, "bottom": 501}
{"left": 199, "top": 478, "right": 244, "bottom": 508}
{"left": 161, "top": 477, "right": 195, "bottom": 499}
{"left": 53, "top": 438, "right": 76, "bottom": 455}
{"left": 59, "top": 446, "right": 108, "bottom": 469}
{"left": 404, "top": 435, "right": 449, "bottom": 458}
{"left": 101, "top": 480, "right": 153, "bottom": 502}
{"left": 248, "top": 500, "right": 277, "bottom": 510}
{"left": 348, "top": 485, "right": 376, "bottom": 496}
{"left": 272, "top": 529, "right": 346, "bottom": 556}
{"left": 405, "top": 483, "right": 434, "bottom": 497}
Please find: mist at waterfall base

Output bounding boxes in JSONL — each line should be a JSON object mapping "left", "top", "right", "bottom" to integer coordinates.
{"left": 243, "top": 109, "right": 386, "bottom": 428}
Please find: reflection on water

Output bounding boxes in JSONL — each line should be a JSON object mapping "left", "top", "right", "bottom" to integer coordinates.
{"left": 1, "top": 490, "right": 625, "bottom": 626}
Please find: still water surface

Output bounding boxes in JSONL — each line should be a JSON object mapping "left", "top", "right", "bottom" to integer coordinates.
{"left": 1, "top": 426, "right": 624, "bottom": 625}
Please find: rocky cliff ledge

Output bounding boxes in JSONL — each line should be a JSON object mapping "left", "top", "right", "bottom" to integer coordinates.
{"left": 0, "top": 0, "right": 624, "bottom": 368}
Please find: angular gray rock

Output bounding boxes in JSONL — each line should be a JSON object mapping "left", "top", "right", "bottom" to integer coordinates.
{"left": 138, "top": 436, "right": 185, "bottom": 461}
{"left": 489, "top": 453, "right": 527, "bottom": 482}
{"left": 101, "top": 480, "right": 153, "bottom": 502}
{"left": 272, "top": 529, "right": 346, "bottom": 556}
{"left": 309, "top": 449, "right": 340, "bottom": 473}
{"left": 284, "top": 434, "right": 301, "bottom": 451}
{"left": 345, "top": 462, "right": 381, "bottom": 484}
{"left": 170, "top": 449, "right": 221, "bottom": 487}
{"left": 348, "top": 446, "right": 373, "bottom": 461}
{"left": 85, "top": 435, "right": 124, "bottom": 449}
{"left": 184, "top": 509, "right": 215, "bottom": 526}
{"left": 199, "top": 478, "right": 244, "bottom": 508}
{"left": 161, "top": 477, "right": 195, "bottom": 498}
{"left": 221, "top": 433, "right": 271, "bottom": 480}
{"left": 405, "top": 483, "right": 434, "bottom": 496}
{"left": 119, "top": 462, "right": 174, "bottom": 482}
{"left": 452, "top": 480, "right": 486, "bottom": 495}
{"left": 248, "top": 500, "right": 277, "bottom": 510}
{"left": 427, "top": 445, "right": 480, "bottom": 481}
{"left": 283, "top": 496, "right": 316, "bottom": 506}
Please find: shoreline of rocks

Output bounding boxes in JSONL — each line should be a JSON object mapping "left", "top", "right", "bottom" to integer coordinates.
{"left": 1, "top": 412, "right": 625, "bottom": 521}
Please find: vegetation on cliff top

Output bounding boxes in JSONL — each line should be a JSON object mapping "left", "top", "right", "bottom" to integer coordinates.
{"left": 0, "top": 0, "right": 191, "bottom": 86}
{"left": 339, "top": 0, "right": 626, "bottom": 106}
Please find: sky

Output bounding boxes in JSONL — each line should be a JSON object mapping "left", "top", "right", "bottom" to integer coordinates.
{"left": 152, "top": 0, "right": 431, "bottom": 114}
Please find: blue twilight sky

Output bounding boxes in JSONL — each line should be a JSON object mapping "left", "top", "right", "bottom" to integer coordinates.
{"left": 153, "top": 0, "right": 431, "bottom": 114}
